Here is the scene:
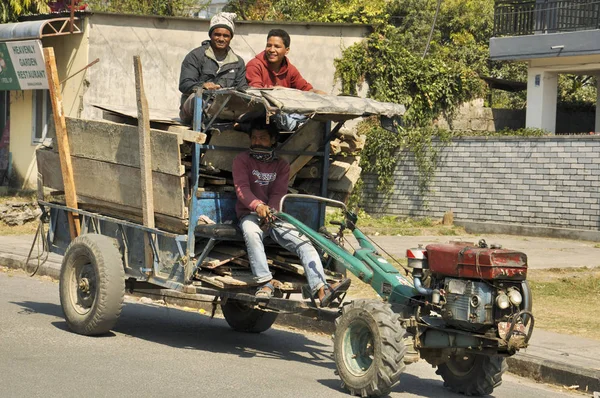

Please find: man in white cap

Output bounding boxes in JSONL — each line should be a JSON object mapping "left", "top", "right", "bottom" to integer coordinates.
{"left": 178, "top": 12, "right": 248, "bottom": 124}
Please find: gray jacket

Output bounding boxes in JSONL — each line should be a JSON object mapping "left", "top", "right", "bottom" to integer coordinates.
{"left": 178, "top": 40, "right": 248, "bottom": 107}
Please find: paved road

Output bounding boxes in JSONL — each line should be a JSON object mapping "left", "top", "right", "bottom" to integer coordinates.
{"left": 0, "top": 270, "right": 581, "bottom": 398}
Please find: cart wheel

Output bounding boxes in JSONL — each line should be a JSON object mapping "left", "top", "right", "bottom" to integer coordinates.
{"left": 436, "top": 353, "right": 507, "bottom": 396}
{"left": 333, "top": 300, "right": 407, "bottom": 397}
{"left": 59, "top": 234, "right": 125, "bottom": 336}
{"left": 221, "top": 300, "right": 278, "bottom": 333}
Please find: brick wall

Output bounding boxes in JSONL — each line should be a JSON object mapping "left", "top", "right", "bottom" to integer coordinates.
{"left": 361, "top": 136, "right": 600, "bottom": 232}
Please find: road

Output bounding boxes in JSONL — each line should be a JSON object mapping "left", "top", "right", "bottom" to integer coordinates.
{"left": 0, "top": 269, "right": 581, "bottom": 398}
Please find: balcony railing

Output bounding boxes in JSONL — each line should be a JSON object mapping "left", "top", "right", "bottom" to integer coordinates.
{"left": 494, "top": 0, "right": 600, "bottom": 36}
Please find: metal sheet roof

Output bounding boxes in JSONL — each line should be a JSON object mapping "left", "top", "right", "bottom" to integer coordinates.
{"left": 0, "top": 18, "right": 82, "bottom": 42}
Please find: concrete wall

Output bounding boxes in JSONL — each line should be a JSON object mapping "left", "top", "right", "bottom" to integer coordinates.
{"left": 362, "top": 136, "right": 600, "bottom": 239}
{"left": 83, "top": 13, "right": 369, "bottom": 120}
{"left": 8, "top": 91, "right": 34, "bottom": 187}
{"left": 435, "top": 99, "right": 595, "bottom": 134}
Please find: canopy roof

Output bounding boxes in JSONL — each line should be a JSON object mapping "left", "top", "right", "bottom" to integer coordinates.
{"left": 0, "top": 18, "right": 82, "bottom": 42}
{"left": 95, "top": 88, "right": 406, "bottom": 125}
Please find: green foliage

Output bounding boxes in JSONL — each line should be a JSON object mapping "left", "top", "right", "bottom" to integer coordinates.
{"left": 452, "top": 127, "right": 549, "bottom": 137}
{"left": 87, "top": 0, "right": 204, "bottom": 16}
{"left": 1, "top": 0, "right": 49, "bottom": 23}
{"left": 335, "top": 28, "right": 485, "bottom": 127}
{"left": 358, "top": 119, "right": 453, "bottom": 198}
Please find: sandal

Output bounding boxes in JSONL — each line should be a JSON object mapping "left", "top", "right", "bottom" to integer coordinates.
{"left": 320, "top": 278, "right": 351, "bottom": 308}
{"left": 256, "top": 281, "right": 274, "bottom": 299}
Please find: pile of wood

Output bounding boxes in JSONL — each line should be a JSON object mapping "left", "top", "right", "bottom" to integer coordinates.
{"left": 192, "top": 242, "right": 344, "bottom": 291}
{"left": 295, "top": 127, "right": 365, "bottom": 203}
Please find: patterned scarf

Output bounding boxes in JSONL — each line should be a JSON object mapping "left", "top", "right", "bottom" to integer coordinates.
{"left": 249, "top": 145, "right": 275, "bottom": 162}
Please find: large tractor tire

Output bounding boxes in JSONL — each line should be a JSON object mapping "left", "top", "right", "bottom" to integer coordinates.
{"left": 59, "top": 234, "right": 125, "bottom": 336}
{"left": 221, "top": 300, "right": 278, "bottom": 333}
{"left": 333, "top": 300, "right": 407, "bottom": 397}
{"left": 436, "top": 353, "right": 507, "bottom": 396}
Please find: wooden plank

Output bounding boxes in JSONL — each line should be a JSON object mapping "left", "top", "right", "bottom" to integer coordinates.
{"left": 328, "top": 164, "right": 362, "bottom": 193}
{"left": 44, "top": 47, "right": 80, "bottom": 238}
{"left": 296, "top": 165, "right": 320, "bottom": 179}
{"left": 328, "top": 160, "right": 351, "bottom": 181}
{"left": 167, "top": 125, "right": 207, "bottom": 144}
{"left": 75, "top": 195, "right": 188, "bottom": 233}
{"left": 267, "top": 258, "right": 305, "bottom": 276}
{"left": 200, "top": 251, "right": 239, "bottom": 269}
{"left": 195, "top": 272, "right": 261, "bottom": 288}
{"left": 279, "top": 120, "right": 323, "bottom": 165}
{"left": 231, "top": 257, "right": 250, "bottom": 267}
{"left": 59, "top": 118, "right": 184, "bottom": 176}
{"left": 198, "top": 174, "right": 226, "bottom": 185}
{"left": 288, "top": 142, "right": 318, "bottom": 179}
{"left": 213, "top": 245, "right": 247, "bottom": 257}
{"left": 209, "top": 265, "right": 250, "bottom": 277}
{"left": 201, "top": 130, "right": 249, "bottom": 172}
{"left": 134, "top": 55, "right": 155, "bottom": 269}
{"left": 37, "top": 149, "right": 186, "bottom": 218}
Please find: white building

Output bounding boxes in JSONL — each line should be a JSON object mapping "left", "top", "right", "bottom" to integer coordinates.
{"left": 490, "top": 0, "right": 600, "bottom": 134}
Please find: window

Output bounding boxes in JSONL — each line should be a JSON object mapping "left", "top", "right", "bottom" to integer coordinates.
{"left": 32, "top": 90, "right": 53, "bottom": 144}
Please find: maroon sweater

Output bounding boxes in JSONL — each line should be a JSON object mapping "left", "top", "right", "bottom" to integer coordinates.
{"left": 246, "top": 51, "right": 313, "bottom": 91}
{"left": 232, "top": 151, "right": 290, "bottom": 219}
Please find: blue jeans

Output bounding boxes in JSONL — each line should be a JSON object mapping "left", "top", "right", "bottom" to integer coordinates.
{"left": 240, "top": 214, "right": 327, "bottom": 296}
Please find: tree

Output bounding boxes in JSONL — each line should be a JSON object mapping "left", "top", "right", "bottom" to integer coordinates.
{"left": 1, "top": 0, "right": 50, "bottom": 23}
{"left": 86, "top": 0, "right": 209, "bottom": 17}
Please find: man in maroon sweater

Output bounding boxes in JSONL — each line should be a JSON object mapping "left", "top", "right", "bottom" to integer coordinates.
{"left": 232, "top": 118, "right": 349, "bottom": 306}
{"left": 246, "top": 29, "right": 326, "bottom": 94}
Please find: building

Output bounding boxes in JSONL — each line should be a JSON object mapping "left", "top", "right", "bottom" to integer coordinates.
{"left": 191, "top": 0, "right": 227, "bottom": 19}
{"left": 490, "top": 0, "right": 600, "bottom": 134}
{"left": 0, "top": 12, "right": 369, "bottom": 188}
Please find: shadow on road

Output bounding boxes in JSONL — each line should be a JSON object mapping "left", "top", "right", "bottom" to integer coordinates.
{"left": 11, "top": 299, "right": 336, "bottom": 371}
{"left": 317, "top": 373, "right": 460, "bottom": 398}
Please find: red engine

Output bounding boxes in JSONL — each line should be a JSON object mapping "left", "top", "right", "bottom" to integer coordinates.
{"left": 426, "top": 241, "right": 528, "bottom": 280}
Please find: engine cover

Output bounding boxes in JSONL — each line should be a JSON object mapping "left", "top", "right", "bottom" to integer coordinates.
{"left": 441, "top": 278, "right": 494, "bottom": 332}
{"left": 426, "top": 242, "right": 527, "bottom": 280}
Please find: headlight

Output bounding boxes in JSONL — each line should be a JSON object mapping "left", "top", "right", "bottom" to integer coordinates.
{"left": 507, "top": 288, "right": 523, "bottom": 306}
{"left": 496, "top": 293, "right": 510, "bottom": 309}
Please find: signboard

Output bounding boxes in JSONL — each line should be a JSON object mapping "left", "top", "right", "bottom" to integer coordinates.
{"left": 0, "top": 40, "right": 48, "bottom": 90}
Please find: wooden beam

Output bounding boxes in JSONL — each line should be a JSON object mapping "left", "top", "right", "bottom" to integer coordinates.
{"left": 167, "top": 125, "right": 207, "bottom": 144}
{"left": 134, "top": 55, "right": 155, "bottom": 270}
{"left": 59, "top": 118, "right": 184, "bottom": 176}
{"left": 288, "top": 142, "right": 318, "bottom": 179}
{"left": 44, "top": 47, "right": 80, "bottom": 239}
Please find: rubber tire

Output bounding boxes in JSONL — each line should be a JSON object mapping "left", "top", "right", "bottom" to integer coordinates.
{"left": 59, "top": 234, "right": 125, "bottom": 336}
{"left": 436, "top": 354, "right": 507, "bottom": 396}
{"left": 221, "top": 300, "right": 278, "bottom": 333}
{"left": 333, "top": 300, "right": 407, "bottom": 397}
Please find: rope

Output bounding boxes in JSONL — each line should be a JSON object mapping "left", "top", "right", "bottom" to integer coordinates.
{"left": 26, "top": 218, "right": 49, "bottom": 277}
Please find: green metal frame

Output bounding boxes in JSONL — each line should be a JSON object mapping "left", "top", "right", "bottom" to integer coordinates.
{"left": 275, "top": 194, "right": 417, "bottom": 305}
